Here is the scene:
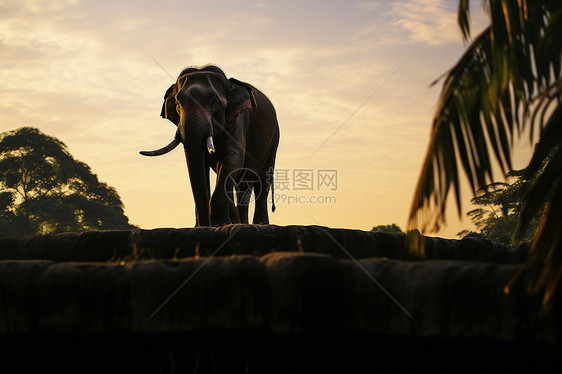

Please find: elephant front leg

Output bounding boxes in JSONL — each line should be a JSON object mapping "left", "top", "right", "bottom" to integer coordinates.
{"left": 211, "top": 120, "right": 247, "bottom": 226}
{"left": 210, "top": 164, "right": 239, "bottom": 226}
{"left": 236, "top": 180, "right": 252, "bottom": 224}
{"left": 195, "top": 165, "right": 212, "bottom": 227}
{"left": 229, "top": 200, "right": 241, "bottom": 223}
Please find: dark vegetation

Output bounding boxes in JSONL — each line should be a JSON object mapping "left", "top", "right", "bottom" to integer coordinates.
{"left": 0, "top": 127, "right": 135, "bottom": 238}
{"left": 458, "top": 170, "right": 544, "bottom": 244}
{"left": 409, "top": 0, "right": 562, "bottom": 307}
{"left": 370, "top": 223, "right": 404, "bottom": 234}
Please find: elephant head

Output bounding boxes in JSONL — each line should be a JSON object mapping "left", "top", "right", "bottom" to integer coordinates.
{"left": 140, "top": 65, "right": 257, "bottom": 226}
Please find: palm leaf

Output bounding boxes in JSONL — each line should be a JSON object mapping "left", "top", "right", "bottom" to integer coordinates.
{"left": 522, "top": 179, "right": 562, "bottom": 307}
{"left": 457, "top": 0, "right": 471, "bottom": 41}
{"left": 409, "top": 28, "right": 516, "bottom": 231}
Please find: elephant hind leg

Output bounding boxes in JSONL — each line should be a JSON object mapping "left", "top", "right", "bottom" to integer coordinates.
{"left": 253, "top": 146, "right": 277, "bottom": 224}
{"left": 252, "top": 179, "right": 270, "bottom": 224}
{"left": 236, "top": 182, "right": 251, "bottom": 224}
{"left": 229, "top": 199, "right": 241, "bottom": 223}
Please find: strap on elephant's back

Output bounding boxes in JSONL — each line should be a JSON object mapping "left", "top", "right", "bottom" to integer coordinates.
{"left": 226, "top": 78, "right": 258, "bottom": 123}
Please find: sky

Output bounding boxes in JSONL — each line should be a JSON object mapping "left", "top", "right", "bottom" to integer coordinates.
{"left": 0, "top": 0, "right": 535, "bottom": 237}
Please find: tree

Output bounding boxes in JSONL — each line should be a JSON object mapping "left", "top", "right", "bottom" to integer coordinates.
{"left": 0, "top": 127, "right": 136, "bottom": 238}
{"left": 371, "top": 223, "right": 405, "bottom": 234}
{"left": 409, "top": 1, "right": 561, "bottom": 307}
{"left": 457, "top": 171, "right": 544, "bottom": 244}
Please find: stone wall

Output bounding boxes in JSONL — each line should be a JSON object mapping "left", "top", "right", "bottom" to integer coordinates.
{"left": 1, "top": 224, "right": 528, "bottom": 263}
{"left": 0, "top": 225, "right": 558, "bottom": 373}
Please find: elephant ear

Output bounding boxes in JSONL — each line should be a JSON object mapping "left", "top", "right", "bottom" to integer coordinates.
{"left": 226, "top": 78, "right": 257, "bottom": 123}
{"left": 160, "top": 83, "right": 180, "bottom": 126}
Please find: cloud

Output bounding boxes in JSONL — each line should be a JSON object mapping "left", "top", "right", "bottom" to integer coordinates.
{"left": 22, "top": 0, "right": 79, "bottom": 13}
{"left": 356, "top": 2, "right": 382, "bottom": 11}
{"left": 354, "top": 0, "right": 487, "bottom": 46}
{"left": 391, "top": 0, "right": 460, "bottom": 45}
{"left": 387, "top": 0, "right": 489, "bottom": 45}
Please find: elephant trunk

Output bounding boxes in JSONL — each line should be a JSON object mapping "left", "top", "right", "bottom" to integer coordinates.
{"left": 181, "top": 84, "right": 217, "bottom": 155}
{"left": 183, "top": 119, "right": 213, "bottom": 226}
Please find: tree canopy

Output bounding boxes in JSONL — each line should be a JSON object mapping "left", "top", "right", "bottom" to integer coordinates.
{"left": 371, "top": 224, "right": 405, "bottom": 234}
{"left": 0, "top": 127, "right": 135, "bottom": 238}
{"left": 457, "top": 171, "right": 544, "bottom": 244}
{"left": 409, "top": 1, "right": 562, "bottom": 307}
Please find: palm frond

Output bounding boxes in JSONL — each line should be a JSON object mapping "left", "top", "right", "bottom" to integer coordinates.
{"left": 409, "top": 28, "right": 516, "bottom": 231}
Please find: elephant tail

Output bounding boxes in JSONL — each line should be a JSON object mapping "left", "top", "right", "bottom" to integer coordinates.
{"left": 271, "top": 174, "right": 276, "bottom": 212}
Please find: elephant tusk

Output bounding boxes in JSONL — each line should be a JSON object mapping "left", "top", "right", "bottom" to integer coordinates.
{"left": 139, "top": 138, "right": 181, "bottom": 156}
{"left": 206, "top": 136, "right": 215, "bottom": 154}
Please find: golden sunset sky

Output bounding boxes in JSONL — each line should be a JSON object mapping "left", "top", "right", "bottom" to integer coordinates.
{"left": 0, "top": 0, "right": 535, "bottom": 237}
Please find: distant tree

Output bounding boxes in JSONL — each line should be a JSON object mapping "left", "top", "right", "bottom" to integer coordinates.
{"left": 0, "top": 127, "right": 136, "bottom": 238}
{"left": 0, "top": 191, "right": 28, "bottom": 238}
{"left": 371, "top": 224, "right": 404, "bottom": 234}
{"left": 457, "top": 171, "right": 544, "bottom": 244}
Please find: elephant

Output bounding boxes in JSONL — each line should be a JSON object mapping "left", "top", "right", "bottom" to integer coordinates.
{"left": 140, "top": 65, "right": 280, "bottom": 226}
